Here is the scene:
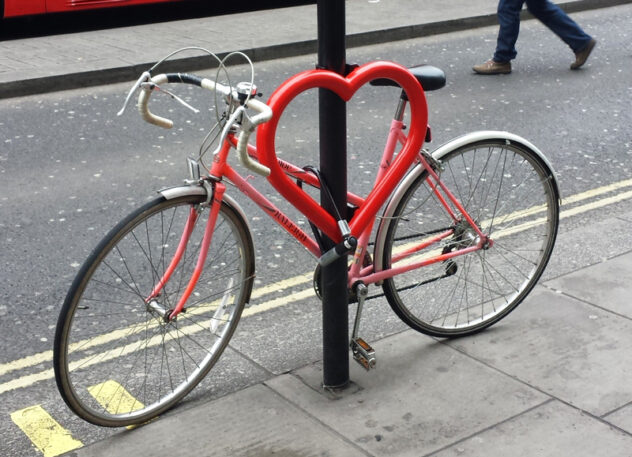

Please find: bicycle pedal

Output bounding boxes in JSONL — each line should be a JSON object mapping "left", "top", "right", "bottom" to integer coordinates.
{"left": 351, "top": 337, "right": 376, "bottom": 371}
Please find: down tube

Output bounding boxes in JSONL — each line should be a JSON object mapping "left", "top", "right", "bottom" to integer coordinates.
{"left": 224, "top": 166, "right": 321, "bottom": 257}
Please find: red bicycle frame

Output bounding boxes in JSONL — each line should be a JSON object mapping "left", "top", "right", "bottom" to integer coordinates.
{"left": 148, "top": 61, "right": 491, "bottom": 320}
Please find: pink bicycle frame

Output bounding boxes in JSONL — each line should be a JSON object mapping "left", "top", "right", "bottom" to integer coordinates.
{"left": 149, "top": 61, "right": 491, "bottom": 319}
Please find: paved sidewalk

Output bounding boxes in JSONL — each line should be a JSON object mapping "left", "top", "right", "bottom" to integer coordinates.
{"left": 76, "top": 244, "right": 632, "bottom": 456}
{"left": 0, "top": 0, "right": 629, "bottom": 98}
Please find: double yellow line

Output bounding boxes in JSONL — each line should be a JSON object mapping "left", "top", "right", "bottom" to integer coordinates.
{"left": 5, "top": 177, "right": 632, "bottom": 456}
{"left": 3, "top": 178, "right": 632, "bottom": 396}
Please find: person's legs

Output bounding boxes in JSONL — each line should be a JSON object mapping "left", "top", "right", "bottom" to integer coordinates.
{"left": 493, "top": 0, "right": 526, "bottom": 63}
{"left": 525, "top": 0, "right": 592, "bottom": 52}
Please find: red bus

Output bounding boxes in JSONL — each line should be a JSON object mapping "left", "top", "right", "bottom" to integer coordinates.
{"left": 2, "top": 0, "right": 180, "bottom": 18}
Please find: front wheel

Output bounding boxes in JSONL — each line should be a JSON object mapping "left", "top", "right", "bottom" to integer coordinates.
{"left": 54, "top": 194, "right": 255, "bottom": 426}
{"left": 380, "top": 136, "right": 559, "bottom": 337}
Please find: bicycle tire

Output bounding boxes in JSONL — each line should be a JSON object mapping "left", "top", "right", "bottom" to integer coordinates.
{"left": 380, "top": 136, "right": 559, "bottom": 337}
{"left": 54, "top": 193, "right": 255, "bottom": 427}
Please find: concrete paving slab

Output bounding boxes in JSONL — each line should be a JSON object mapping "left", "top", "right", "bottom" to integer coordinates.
{"left": 267, "top": 330, "right": 548, "bottom": 456}
{"left": 431, "top": 400, "right": 632, "bottom": 457}
{"left": 138, "top": 344, "right": 273, "bottom": 415}
{"left": 620, "top": 211, "right": 632, "bottom": 223}
{"left": 545, "top": 250, "right": 632, "bottom": 318}
{"left": 230, "top": 292, "right": 410, "bottom": 376}
{"left": 446, "top": 287, "right": 632, "bottom": 417}
{"left": 543, "top": 211, "right": 632, "bottom": 280}
{"left": 73, "top": 384, "right": 368, "bottom": 457}
{"left": 605, "top": 404, "right": 632, "bottom": 435}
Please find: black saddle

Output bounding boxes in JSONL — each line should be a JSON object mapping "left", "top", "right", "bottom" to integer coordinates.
{"left": 370, "top": 65, "right": 446, "bottom": 92}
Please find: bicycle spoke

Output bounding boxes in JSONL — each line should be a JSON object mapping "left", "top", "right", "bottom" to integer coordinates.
{"left": 382, "top": 138, "right": 558, "bottom": 337}
{"left": 56, "top": 195, "right": 254, "bottom": 426}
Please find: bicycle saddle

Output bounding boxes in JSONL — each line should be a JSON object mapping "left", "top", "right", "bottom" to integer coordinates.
{"left": 370, "top": 65, "right": 446, "bottom": 92}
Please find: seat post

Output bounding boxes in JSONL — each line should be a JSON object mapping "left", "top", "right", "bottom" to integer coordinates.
{"left": 394, "top": 92, "right": 408, "bottom": 122}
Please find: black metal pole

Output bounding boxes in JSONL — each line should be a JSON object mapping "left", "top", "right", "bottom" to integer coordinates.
{"left": 317, "top": 0, "right": 349, "bottom": 389}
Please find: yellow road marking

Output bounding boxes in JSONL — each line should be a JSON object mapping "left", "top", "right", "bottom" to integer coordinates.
{"left": 561, "top": 177, "right": 632, "bottom": 206}
{"left": 0, "top": 273, "right": 312, "bottom": 381}
{"left": 2, "top": 180, "right": 632, "bottom": 395}
{"left": 495, "top": 188, "right": 632, "bottom": 241}
{"left": 58, "top": 287, "right": 315, "bottom": 378}
{"left": 0, "top": 278, "right": 314, "bottom": 394}
{"left": 10, "top": 405, "right": 83, "bottom": 457}
{"left": 0, "top": 369, "right": 55, "bottom": 395}
{"left": 243, "top": 287, "right": 314, "bottom": 317}
{"left": 561, "top": 189, "right": 632, "bottom": 219}
{"left": 88, "top": 380, "right": 145, "bottom": 415}
{"left": 254, "top": 272, "right": 312, "bottom": 296}
{"left": 0, "top": 350, "right": 52, "bottom": 378}
{"left": 88, "top": 380, "right": 149, "bottom": 429}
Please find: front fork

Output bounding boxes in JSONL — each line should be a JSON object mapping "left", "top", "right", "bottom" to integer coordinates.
{"left": 145, "top": 179, "right": 226, "bottom": 322}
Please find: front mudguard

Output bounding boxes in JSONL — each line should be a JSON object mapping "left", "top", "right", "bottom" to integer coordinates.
{"left": 158, "top": 184, "right": 252, "bottom": 235}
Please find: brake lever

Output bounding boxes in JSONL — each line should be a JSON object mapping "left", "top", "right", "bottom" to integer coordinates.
{"left": 117, "top": 71, "right": 151, "bottom": 116}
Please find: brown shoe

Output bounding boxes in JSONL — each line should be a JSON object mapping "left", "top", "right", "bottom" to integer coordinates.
{"left": 571, "top": 38, "right": 596, "bottom": 70}
{"left": 472, "top": 59, "right": 512, "bottom": 75}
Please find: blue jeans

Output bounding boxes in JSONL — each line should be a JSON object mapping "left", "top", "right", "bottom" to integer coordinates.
{"left": 493, "top": 0, "right": 593, "bottom": 63}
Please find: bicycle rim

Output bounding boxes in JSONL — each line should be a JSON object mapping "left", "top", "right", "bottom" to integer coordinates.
{"left": 382, "top": 139, "right": 559, "bottom": 337}
{"left": 54, "top": 195, "right": 254, "bottom": 426}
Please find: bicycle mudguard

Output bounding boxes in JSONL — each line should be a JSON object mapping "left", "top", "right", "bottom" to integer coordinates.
{"left": 158, "top": 185, "right": 252, "bottom": 234}
{"left": 431, "top": 131, "right": 560, "bottom": 186}
{"left": 372, "top": 130, "right": 561, "bottom": 273}
{"left": 159, "top": 185, "right": 206, "bottom": 199}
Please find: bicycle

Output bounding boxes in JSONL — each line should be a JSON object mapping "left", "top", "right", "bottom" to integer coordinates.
{"left": 54, "top": 49, "right": 560, "bottom": 427}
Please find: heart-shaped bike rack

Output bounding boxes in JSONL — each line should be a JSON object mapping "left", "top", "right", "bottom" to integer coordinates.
{"left": 256, "top": 60, "right": 429, "bottom": 243}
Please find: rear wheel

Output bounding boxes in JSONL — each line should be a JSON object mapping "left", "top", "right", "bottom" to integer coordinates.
{"left": 54, "top": 194, "right": 254, "bottom": 426}
{"left": 381, "top": 138, "right": 559, "bottom": 337}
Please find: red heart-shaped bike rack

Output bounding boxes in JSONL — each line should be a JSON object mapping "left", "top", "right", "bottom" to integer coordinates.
{"left": 256, "top": 61, "right": 428, "bottom": 243}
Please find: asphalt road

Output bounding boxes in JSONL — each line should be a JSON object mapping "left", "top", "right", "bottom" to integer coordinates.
{"left": 1, "top": 5, "right": 631, "bottom": 456}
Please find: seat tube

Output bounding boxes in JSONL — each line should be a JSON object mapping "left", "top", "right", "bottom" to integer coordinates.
{"left": 168, "top": 182, "right": 226, "bottom": 320}
{"left": 349, "top": 101, "right": 407, "bottom": 280}
{"left": 379, "top": 95, "right": 407, "bottom": 176}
